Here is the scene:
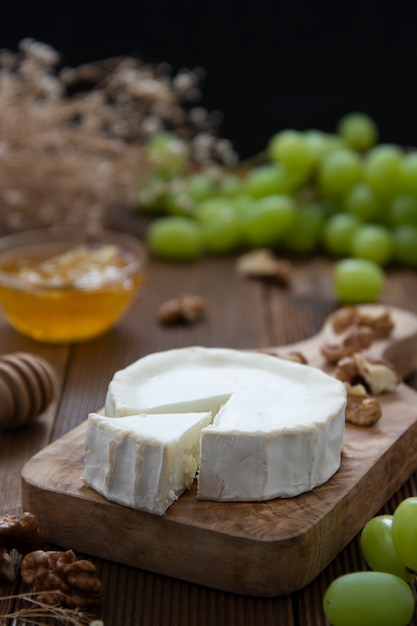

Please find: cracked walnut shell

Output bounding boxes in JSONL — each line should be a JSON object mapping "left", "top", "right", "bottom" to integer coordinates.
{"left": 20, "top": 549, "right": 103, "bottom": 609}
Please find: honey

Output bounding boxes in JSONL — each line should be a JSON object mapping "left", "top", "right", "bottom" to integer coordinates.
{"left": 0, "top": 243, "right": 146, "bottom": 342}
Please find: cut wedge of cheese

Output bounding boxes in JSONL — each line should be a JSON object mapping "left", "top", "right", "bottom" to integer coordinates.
{"left": 82, "top": 411, "right": 212, "bottom": 515}
{"left": 82, "top": 347, "right": 347, "bottom": 514}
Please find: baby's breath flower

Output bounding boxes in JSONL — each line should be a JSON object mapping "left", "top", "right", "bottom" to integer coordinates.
{"left": 0, "top": 39, "right": 237, "bottom": 234}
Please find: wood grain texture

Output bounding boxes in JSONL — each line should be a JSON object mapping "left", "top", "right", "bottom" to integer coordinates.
{"left": 1, "top": 217, "right": 416, "bottom": 624}
{"left": 21, "top": 306, "right": 417, "bottom": 596}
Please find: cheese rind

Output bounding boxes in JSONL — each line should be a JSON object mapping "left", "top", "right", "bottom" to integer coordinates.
{"left": 101, "top": 347, "right": 346, "bottom": 506}
{"left": 198, "top": 396, "right": 344, "bottom": 501}
{"left": 82, "top": 411, "right": 212, "bottom": 515}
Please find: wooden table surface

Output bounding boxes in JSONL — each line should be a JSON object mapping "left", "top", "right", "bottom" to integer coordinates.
{"left": 1, "top": 211, "right": 417, "bottom": 625}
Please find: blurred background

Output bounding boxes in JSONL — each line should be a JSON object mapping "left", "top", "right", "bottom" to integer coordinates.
{"left": 2, "top": 0, "right": 417, "bottom": 160}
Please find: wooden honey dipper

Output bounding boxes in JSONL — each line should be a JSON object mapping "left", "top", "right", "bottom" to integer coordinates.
{"left": 0, "top": 352, "right": 56, "bottom": 429}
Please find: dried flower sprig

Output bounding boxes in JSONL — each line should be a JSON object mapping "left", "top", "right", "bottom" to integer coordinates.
{"left": 0, "top": 38, "right": 237, "bottom": 233}
{"left": 0, "top": 590, "right": 100, "bottom": 625}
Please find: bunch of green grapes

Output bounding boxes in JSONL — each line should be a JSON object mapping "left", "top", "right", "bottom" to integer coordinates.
{"left": 138, "top": 116, "right": 417, "bottom": 302}
{"left": 323, "top": 497, "right": 417, "bottom": 626}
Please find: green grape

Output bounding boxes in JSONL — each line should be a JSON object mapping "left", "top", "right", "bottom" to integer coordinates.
{"left": 336, "top": 112, "right": 378, "bottom": 151}
{"left": 398, "top": 152, "right": 417, "bottom": 196}
{"left": 187, "top": 171, "right": 217, "bottom": 202}
{"left": 197, "top": 202, "right": 242, "bottom": 254}
{"left": 360, "top": 515, "right": 416, "bottom": 582}
{"left": 267, "top": 129, "right": 314, "bottom": 180}
{"left": 343, "top": 182, "right": 380, "bottom": 222}
{"left": 303, "top": 129, "right": 330, "bottom": 164}
{"left": 350, "top": 224, "right": 394, "bottom": 266}
{"left": 243, "top": 163, "right": 294, "bottom": 198}
{"left": 321, "top": 133, "right": 347, "bottom": 155}
{"left": 318, "top": 148, "right": 363, "bottom": 199}
{"left": 187, "top": 169, "right": 242, "bottom": 202}
{"left": 217, "top": 172, "right": 242, "bottom": 197}
{"left": 232, "top": 192, "right": 253, "bottom": 213}
{"left": 304, "top": 130, "right": 344, "bottom": 164}
{"left": 333, "top": 258, "right": 385, "bottom": 304}
{"left": 392, "top": 497, "right": 417, "bottom": 573}
{"left": 195, "top": 197, "right": 234, "bottom": 221}
{"left": 163, "top": 189, "right": 195, "bottom": 216}
{"left": 393, "top": 225, "right": 417, "bottom": 266}
{"left": 147, "top": 216, "right": 203, "bottom": 261}
{"left": 285, "top": 203, "right": 325, "bottom": 255}
{"left": 321, "top": 213, "right": 361, "bottom": 257}
{"left": 388, "top": 195, "right": 417, "bottom": 227}
{"left": 137, "top": 172, "right": 172, "bottom": 214}
{"left": 317, "top": 199, "right": 342, "bottom": 220}
{"left": 363, "top": 144, "right": 403, "bottom": 200}
{"left": 242, "top": 195, "right": 297, "bottom": 248}
{"left": 144, "top": 132, "right": 189, "bottom": 176}
{"left": 323, "top": 571, "right": 415, "bottom": 626}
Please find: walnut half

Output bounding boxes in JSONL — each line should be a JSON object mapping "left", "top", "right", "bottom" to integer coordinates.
{"left": 0, "top": 512, "right": 46, "bottom": 584}
{"left": 0, "top": 549, "right": 15, "bottom": 582}
{"left": 262, "top": 349, "right": 308, "bottom": 365}
{"left": 0, "top": 512, "right": 45, "bottom": 555}
{"left": 20, "top": 549, "right": 103, "bottom": 609}
{"left": 345, "top": 383, "right": 382, "bottom": 427}
{"left": 236, "top": 249, "right": 291, "bottom": 285}
{"left": 332, "top": 306, "right": 394, "bottom": 338}
{"left": 321, "top": 325, "right": 375, "bottom": 363}
{"left": 334, "top": 353, "right": 401, "bottom": 395}
{"left": 157, "top": 293, "right": 207, "bottom": 325}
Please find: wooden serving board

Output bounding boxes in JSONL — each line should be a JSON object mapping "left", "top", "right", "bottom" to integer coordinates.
{"left": 21, "top": 305, "right": 417, "bottom": 597}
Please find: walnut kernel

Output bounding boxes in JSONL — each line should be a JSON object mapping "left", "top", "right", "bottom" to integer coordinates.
{"left": 157, "top": 293, "right": 207, "bottom": 325}
{"left": 236, "top": 249, "right": 291, "bottom": 285}
{"left": 344, "top": 383, "right": 382, "bottom": 427}
{"left": 0, "top": 548, "right": 15, "bottom": 582}
{"left": 20, "top": 549, "right": 103, "bottom": 609}
{"left": 263, "top": 349, "right": 308, "bottom": 364}
{"left": 321, "top": 326, "right": 375, "bottom": 363}
{"left": 335, "top": 353, "right": 401, "bottom": 395}
{"left": 0, "top": 512, "right": 45, "bottom": 555}
{"left": 332, "top": 306, "right": 394, "bottom": 338}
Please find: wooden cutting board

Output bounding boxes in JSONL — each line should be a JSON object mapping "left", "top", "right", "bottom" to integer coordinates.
{"left": 21, "top": 305, "right": 417, "bottom": 597}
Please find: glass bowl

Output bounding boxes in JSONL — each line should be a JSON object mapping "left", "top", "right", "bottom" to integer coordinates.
{"left": 0, "top": 228, "right": 147, "bottom": 343}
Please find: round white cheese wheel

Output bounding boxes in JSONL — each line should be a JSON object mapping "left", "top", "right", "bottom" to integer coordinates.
{"left": 105, "top": 346, "right": 347, "bottom": 503}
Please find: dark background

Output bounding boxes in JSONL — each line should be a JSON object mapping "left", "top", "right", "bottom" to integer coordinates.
{"left": 2, "top": 1, "right": 417, "bottom": 159}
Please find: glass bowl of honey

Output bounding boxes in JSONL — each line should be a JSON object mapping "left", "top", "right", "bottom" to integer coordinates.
{"left": 0, "top": 228, "right": 147, "bottom": 342}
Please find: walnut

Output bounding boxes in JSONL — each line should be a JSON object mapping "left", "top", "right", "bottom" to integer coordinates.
{"left": 334, "top": 353, "right": 401, "bottom": 395}
{"left": 331, "top": 306, "right": 359, "bottom": 334}
{"left": 333, "top": 355, "right": 359, "bottom": 383}
{"left": 345, "top": 384, "right": 382, "bottom": 427}
{"left": 236, "top": 249, "right": 291, "bottom": 285}
{"left": 0, "top": 512, "right": 45, "bottom": 555}
{"left": 261, "top": 349, "right": 308, "bottom": 365}
{"left": 332, "top": 306, "right": 394, "bottom": 339}
{"left": 157, "top": 293, "right": 207, "bottom": 325}
{"left": 0, "top": 548, "right": 15, "bottom": 582}
{"left": 321, "top": 326, "right": 375, "bottom": 363}
{"left": 357, "top": 308, "right": 394, "bottom": 339}
{"left": 20, "top": 549, "right": 103, "bottom": 609}
{"left": 283, "top": 351, "right": 308, "bottom": 365}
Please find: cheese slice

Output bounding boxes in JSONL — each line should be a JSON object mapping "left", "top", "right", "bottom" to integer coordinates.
{"left": 82, "top": 411, "right": 212, "bottom": 515}
{"left": 89, "top": 346, "right": 346, "bottom": 512}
